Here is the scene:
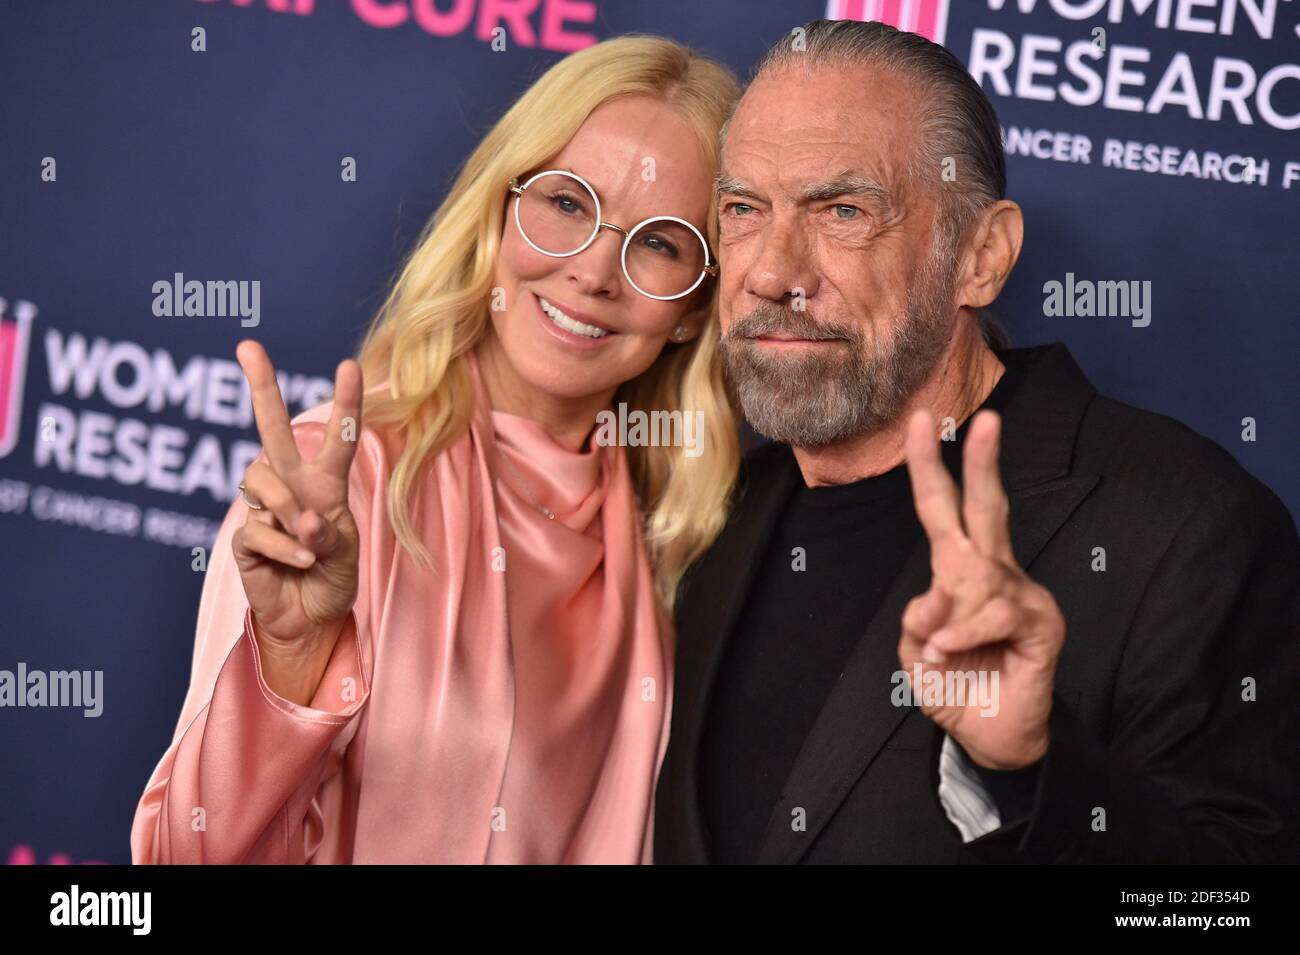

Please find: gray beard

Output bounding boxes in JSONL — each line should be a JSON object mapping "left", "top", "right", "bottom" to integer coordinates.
{"left": 720, "top": 237, "right": 958, "bottom": 449}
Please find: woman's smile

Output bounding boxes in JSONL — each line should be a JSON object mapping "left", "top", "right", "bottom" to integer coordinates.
{"left": 533, "top": 291, "right": 620, "bottom": 350}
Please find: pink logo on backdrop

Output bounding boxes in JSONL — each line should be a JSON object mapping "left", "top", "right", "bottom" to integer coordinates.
{"left": 8, "top": 844, "right": 107, "bottom": 865}
{"left": 825, "top": 0, "right": 950, "bottom": 46}
{"left": 0, "top": 298, "right": 37, "bottom": 460}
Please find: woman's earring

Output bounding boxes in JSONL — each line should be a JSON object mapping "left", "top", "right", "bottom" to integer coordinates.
{"left": 670, "top": 325, "right": 688, "bottom": 343}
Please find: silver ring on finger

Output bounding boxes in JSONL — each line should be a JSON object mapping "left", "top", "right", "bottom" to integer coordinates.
{"left": 238, "top": 480, "right": 266, "bottom": 510}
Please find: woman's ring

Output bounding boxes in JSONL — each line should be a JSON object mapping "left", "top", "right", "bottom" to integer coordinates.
{"left": 238, "top": 480, "right": 265, "bottom": 510}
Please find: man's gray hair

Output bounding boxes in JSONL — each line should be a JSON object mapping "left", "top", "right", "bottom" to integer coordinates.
{"left": 729, "top": 18, "right": 1006, "bottom": 228}
{"left": 723, "top": 18, "right": 1011, "bottom": 348}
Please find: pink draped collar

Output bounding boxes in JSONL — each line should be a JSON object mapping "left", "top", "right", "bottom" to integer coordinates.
{"left": 349, "top": 349, "right": 671, "bottom": 863}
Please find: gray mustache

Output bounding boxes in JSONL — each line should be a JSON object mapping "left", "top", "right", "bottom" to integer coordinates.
{"left": 727, "top": 305, "right": 856, "bottom": 342}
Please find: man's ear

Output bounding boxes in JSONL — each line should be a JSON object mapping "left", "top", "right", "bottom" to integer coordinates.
{"left": 957, "top": 200, "right": 1024, "bottom": 310}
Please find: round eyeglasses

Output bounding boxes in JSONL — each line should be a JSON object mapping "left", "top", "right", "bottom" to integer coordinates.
{"left": 507, "top": 169, "right": 718, "bottom": 301}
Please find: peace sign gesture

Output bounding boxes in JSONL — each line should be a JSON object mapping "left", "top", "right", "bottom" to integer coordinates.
{"left": 898, "top": 408, "right": 1066, "bottom": 770}
{"left": 230, "top": 340, "right": 364, "bottom": 704}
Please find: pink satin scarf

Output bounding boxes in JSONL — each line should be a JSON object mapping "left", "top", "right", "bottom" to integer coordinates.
{"left": 351, "top": 350, "right": 672, "bottom": 863}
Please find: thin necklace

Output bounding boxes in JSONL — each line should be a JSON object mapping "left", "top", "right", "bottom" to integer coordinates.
{"left": 477, "top": 358, "right": 558, "bottom": 520}
{"left": 494, "top": 446, "right": 557, "bottom": 521}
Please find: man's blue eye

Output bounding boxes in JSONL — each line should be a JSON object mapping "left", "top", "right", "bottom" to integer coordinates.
{"left": 834, "top": 205, "right": 859, "bottom": 219}
{"left": 729, "top": 203, "right": 753, "bottom": 216}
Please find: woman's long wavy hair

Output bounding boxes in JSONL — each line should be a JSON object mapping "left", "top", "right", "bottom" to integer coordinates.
{"left": 355, "top": 36, "right": 741, "bottom": 610}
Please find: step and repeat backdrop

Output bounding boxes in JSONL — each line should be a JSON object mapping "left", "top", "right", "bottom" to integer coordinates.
{"left": 1, "top": 0, "right": 1296, "bottom": 864}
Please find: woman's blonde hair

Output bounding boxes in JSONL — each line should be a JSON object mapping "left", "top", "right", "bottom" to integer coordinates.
{"left": 355, "top": 36, "right": 741, "bottom": 609}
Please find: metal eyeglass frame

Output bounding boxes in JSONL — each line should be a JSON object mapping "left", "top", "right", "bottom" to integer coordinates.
{"left": 507, "top": 169, "right": 718, "bottom": 301}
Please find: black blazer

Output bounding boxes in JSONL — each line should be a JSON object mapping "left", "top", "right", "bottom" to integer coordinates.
{"left": 655, "top": 342, "right": 1300, "bottom": 864}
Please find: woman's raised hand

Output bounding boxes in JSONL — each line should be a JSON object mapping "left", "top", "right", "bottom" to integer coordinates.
{"left": 230, "top": 340, "right": 364, "bottom": 697}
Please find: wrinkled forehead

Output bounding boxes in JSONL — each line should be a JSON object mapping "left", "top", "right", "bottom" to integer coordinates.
{"left": 724, "top": 63, "right": 926, "bottom": 195}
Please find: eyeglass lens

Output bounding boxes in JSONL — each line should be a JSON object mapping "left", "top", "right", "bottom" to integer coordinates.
{"left": 516, "top": 172, "right": 707, "bottom": 298}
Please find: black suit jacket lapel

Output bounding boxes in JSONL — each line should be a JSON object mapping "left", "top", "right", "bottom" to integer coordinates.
{"left": 669, "top": 445, "right": 801, "bottom": 861}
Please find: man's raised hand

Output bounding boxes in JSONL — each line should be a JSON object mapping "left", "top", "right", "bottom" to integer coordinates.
{"left": 898, "top": 408, "right": 1065, "bottom": 770}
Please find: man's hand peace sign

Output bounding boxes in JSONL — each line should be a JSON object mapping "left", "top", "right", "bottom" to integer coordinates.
{"left": 899, "top": 408, "right": 1066, "bottom": 770}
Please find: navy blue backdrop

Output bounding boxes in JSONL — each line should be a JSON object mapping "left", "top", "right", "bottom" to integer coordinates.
{"left": 1, "top": 0, "right": 1296, "bottom": 864}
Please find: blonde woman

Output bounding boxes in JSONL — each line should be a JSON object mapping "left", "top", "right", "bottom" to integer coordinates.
{"left": 130, "top": 36, "right": 740, "bottom": 864}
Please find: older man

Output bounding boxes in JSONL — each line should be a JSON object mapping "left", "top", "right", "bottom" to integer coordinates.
{"left": 655, "top": 19, "right": 1300, "bottom": 864}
